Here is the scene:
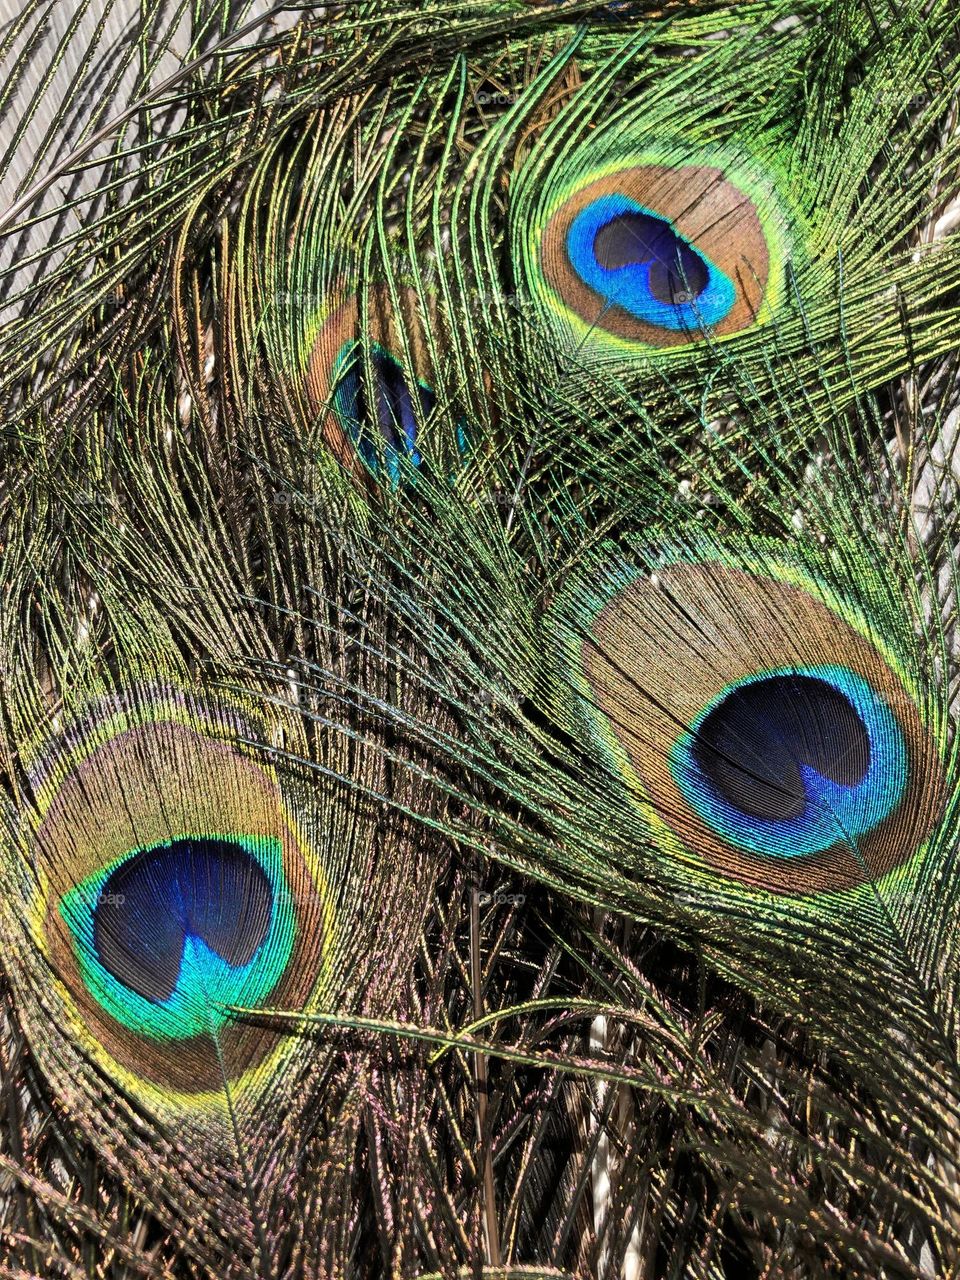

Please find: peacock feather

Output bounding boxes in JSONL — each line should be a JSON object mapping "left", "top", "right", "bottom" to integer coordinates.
{"left": 4, "top": 0, "right": 960, "bottom": 1277}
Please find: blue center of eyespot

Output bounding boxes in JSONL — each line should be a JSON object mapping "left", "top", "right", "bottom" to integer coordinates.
{"left": 566, "top": 193, "right": 736, "bottom": 331}
{"left": 60, "top": 835, "right": 296, "bottom": 1040}
{"left": 668, "top": 666, "right": 908, "bottom": 858}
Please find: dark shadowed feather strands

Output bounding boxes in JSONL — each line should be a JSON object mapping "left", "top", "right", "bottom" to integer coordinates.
{"left": 4, "top": 1, "right": 960, "bottom": 1278}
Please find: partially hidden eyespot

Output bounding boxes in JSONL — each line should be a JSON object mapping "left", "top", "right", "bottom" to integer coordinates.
{"left": 307, "top": 287, "right": 469, "bottom": 486}
{"left": 330, "top": 341, "right": 427, "bottom": 484}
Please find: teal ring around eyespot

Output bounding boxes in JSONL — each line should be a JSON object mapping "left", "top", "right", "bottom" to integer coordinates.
{"left": 667, "top": 664, "right": 908, "bottom": 859}
{"left": 59, "top": 835, "right": 296, "bottom": 1041}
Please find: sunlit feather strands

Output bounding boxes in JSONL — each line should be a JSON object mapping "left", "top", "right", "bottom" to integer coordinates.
{"left": 4, "top": 1, "right": 960, "bottom": 1278}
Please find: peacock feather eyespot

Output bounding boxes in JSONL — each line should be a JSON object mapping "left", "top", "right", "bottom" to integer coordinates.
{"left": 306, "top": 286, "right": 469, "bottom": 487}
{"left": 551, "top": 553, "right": 945, "bottom": 895}
{"left": 565, "top": 194, "right": 737, "bottom": 332}
{"left": 23, "top": 686, "right": 334, "bottom": 1098}
{"left": 531, "top": 154, "right": 786, "bottom": 351}
{"left": 330, "top": 339, "right": 427, "bottom": 486}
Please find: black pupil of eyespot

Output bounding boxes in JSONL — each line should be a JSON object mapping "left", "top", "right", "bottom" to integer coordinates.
{"left": 92, "top": 838, "right": 273, "bottom": 1003}
{"left": 692, "top": 675, "right": 870, "bottom": 821}
{"left": 593, "top": 211, "right": 709, "bottom": 303}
